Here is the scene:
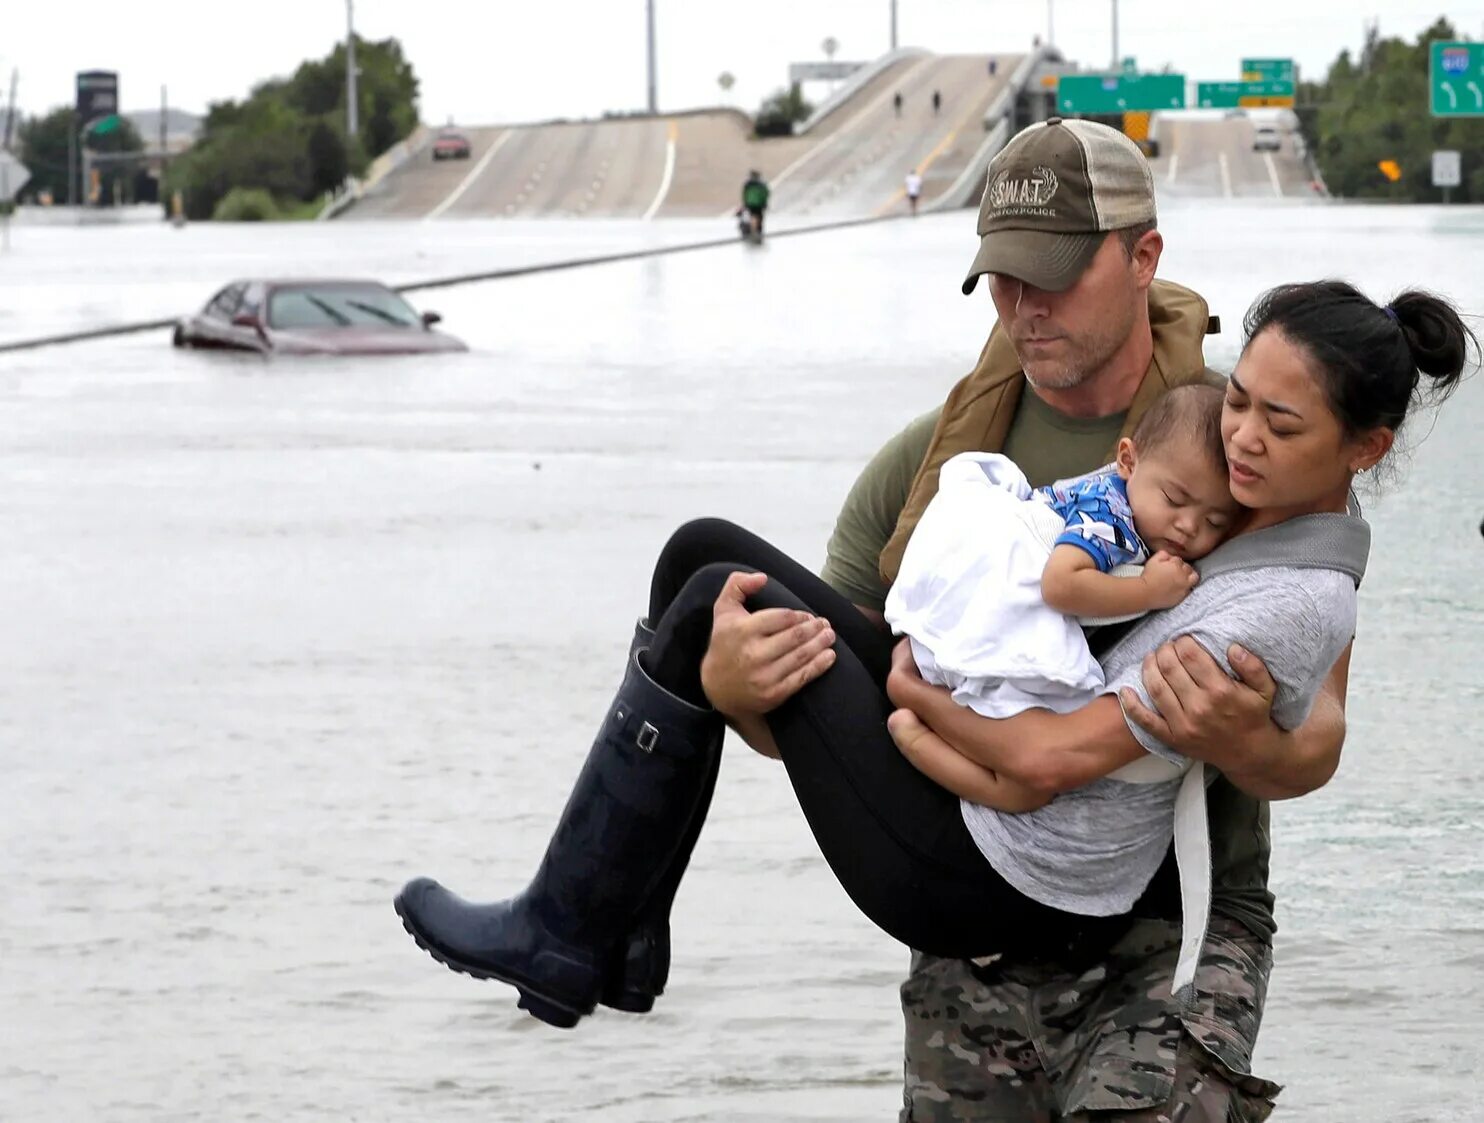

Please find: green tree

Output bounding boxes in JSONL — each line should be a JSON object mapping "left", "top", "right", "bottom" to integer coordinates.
{"left": 18, "top": 107, "right": 144, "bottom": 204}
{"left": 165, "top": 35, "right": 419, "bottom": 220}
{"left": 753, "top": 83, "right": 813, "bottom": 137}
{"left": 1305, "top": 17, "right": 1484, "bottom": 202}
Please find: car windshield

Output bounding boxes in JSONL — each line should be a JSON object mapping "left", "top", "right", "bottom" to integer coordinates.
{"left": 267, "top": 285, "right": 420, "bottom": 329}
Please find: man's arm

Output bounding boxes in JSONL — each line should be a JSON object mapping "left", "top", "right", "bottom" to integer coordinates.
{"left": 886, "top": 639, "right": 1144, "bottom": 796}
{"left": 888, "top": 709, "right": 1050, "bottom": 812}
{"left": 1120, "top": 638, "right": 1350, "bottom": 800}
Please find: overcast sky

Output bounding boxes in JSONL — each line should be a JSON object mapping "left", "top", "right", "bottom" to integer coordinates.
{"left": 5, "top": 1, "right": 1483, "bottom": 126}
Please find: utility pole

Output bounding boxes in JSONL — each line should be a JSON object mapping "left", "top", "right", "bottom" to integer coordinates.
{"left": 159, "top": 85, "right": 168, "bottom": 207}
{"left": 646, "top": 0, "right": 657, "bottom": 114}
{"left": 2, "top": 68, "right": 17, "bottom": 149}
{"left": 346, "top": 0, "right": 359, "bottom": 140}
{"left": 890, "top": 0, "right": 898, "bottom": 52}
{"left": 1111, "top": 0, "right": 1119, "bottom": 70}
{"left": 1047, "top": 0, "right": 1054, "bottom": 46}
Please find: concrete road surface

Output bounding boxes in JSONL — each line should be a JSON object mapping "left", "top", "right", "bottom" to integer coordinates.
{"left": 765, "top": 54, "right": 1017, "bottom": 221}
{"left": 1152, "top": 115, "right": 1320, "bottom": 202}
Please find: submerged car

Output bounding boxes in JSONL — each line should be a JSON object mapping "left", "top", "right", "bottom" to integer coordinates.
{"left": 171, "top": 279, "right": 468, "bottom": 355}
{"left": 432, "top": 131, "right": 472, "bottom": 160}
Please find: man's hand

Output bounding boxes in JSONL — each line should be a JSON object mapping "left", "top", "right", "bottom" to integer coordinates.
{"left": 1139, "top": 551, "right": 1199, "bottom": 609}
{"left": 698, "top": 571, "right": 836, "bottom": 718}
{"left": 1119, "top": 637, "right": 1279, "bottom": 769}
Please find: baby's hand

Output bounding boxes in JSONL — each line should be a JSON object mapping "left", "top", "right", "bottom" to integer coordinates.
{"left": 1140, "top": 551, "right": 1198, "bottom": 608}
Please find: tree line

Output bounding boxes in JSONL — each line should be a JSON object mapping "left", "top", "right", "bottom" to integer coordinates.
{"left": 16, "top": 36, "right": 419, "bottom": 219}
{"left": 1301, "top": 17, "right": 1484, "bottom": 201}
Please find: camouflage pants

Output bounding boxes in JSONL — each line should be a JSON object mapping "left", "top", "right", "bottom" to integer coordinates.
{"left": 899, "top": 915, "right": 1281, "bottom": 1122}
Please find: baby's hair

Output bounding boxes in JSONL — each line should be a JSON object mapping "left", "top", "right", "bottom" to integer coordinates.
{"left": 1130, "top": 383, "right": 1226, "bottom": 471}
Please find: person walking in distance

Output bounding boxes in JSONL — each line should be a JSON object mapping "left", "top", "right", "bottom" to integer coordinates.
{"left": 932, "top": 89, "right": 942, "bottom": 115}
{"left": 905, "top": 168, "right": 923, "bottom": 216}
{"left": 893, "top": 91, "right": 903, "bottom": 118}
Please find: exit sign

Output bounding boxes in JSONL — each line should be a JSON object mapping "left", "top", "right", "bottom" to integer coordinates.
{"left": 1431, "top": 41, "right": 1484, "bottom": 116}
{"left": 1057, "top": 74, "right": 1186, "bottom": 115}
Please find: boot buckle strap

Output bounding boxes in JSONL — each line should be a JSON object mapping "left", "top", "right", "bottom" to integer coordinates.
{"left": 636, "top": 721, "right": 659, "bottom": 754}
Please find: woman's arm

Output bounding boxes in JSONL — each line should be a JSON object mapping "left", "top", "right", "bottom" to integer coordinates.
{"left": 1121, "top": 638, "right": 1350, "bottom": 800}
{"left": 886, "top": 640, "right": 1144, "bottom": 796}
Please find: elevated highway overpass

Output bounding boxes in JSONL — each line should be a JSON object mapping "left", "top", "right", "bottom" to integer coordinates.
{"left": 341, "top": 52, "right": 1020, "bottom": 223}
{"left": 339, "top": 57, "right": 1322, "bottom": 224}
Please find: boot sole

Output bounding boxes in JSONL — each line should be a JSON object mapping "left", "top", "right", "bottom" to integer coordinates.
{"left": 393, "top": 898, "right": 584, "bottom": 1030}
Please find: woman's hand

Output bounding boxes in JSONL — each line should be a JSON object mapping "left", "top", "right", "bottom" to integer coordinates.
{"left": 1119, "top": 637, "right": 1280, "bottom": 769}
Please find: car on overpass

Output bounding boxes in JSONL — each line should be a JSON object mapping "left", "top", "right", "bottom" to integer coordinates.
{"left": 171, "top": 279, "right": 468, "bottom": 355}
{"left": 432, "top": 130, "right": 472, "bottom": 161}
{"left": 1252, "top": 125, "right": 1281, "bottom": 152}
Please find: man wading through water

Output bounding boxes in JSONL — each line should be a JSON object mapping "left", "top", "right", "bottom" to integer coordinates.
{"left": 711, "top": 118, "right": 1344, "bottom": 1120}
{"left": 397, "top": 120, "right": 1372, "bottom": 1120}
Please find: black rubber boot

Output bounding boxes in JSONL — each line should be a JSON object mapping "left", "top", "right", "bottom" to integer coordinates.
{"left": 599, "top": 618, "right": 723, "bottom": 1014}
{"left": 393, "top": 649, "right": 722, "bottom": 1029}
{"left": 600, "top": 727, "right": 722, "bottom": 1012}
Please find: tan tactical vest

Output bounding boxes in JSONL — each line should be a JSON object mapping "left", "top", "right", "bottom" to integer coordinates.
{"left": 878, "top": 279, "right": 1217, "bottom": 586}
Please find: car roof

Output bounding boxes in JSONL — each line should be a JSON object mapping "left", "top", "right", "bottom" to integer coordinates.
{"left": 247, "top": 278, "right": 403, "bottom": 291}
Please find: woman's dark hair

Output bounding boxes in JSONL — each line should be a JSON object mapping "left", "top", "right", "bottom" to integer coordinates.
{"left": 1241, "top": 280, "right": 1475, "bottom": 439}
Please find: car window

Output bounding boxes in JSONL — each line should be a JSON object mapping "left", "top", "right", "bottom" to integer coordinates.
{"left": 206, "top": 285, "right": 245, "bottom": 320}
{"left": 267, "top": 285, "right": 421, "bottom": 329}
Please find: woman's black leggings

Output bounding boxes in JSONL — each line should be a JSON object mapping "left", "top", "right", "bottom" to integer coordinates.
{"left": 641, "top": 518, "right": 1126, "bottom": 959}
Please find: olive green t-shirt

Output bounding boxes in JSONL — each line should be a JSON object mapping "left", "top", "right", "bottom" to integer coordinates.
{"left": 819, "top": 388, "right": 1278, "bottom": 944}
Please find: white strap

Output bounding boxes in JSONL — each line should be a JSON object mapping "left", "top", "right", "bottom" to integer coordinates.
{"left": 1170, "top": 762, "right": 1211, "bottom": 1001}
{"left": 1108, "top": 753, "right": 1185, "bottom": 784}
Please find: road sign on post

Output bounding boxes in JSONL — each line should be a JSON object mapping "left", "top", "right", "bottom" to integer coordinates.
{"left": 1196, "top": 80, "right": 1295, "bottom": 108}
{"left": 76, "top": 70, "right": 119, "bottom": 125}
{"left": 1433, "top": 149, "right": 1462, "bottom": 199}
{"left": 1057, "top": 74, "right": 1185, "bottom": 115}
{"left": 1241, "top": 58, "right": 1295, "bottom": 83}
{"left": 0, "top": 151, "right": 30, "bottom": 201}
{"left": 1431, "top": 42, "right": 1484, "bottom": 116}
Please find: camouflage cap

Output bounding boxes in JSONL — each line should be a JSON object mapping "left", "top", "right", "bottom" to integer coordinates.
{"left": 962, "top": 117, "right": 1157, "bottom": 295}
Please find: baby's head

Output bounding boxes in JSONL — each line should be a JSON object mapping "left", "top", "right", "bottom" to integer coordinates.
{"left": 1116, "top": 384, "right": 1242, "bottom": 561}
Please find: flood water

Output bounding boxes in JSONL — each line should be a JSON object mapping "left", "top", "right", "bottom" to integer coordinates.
{"left": 1, "top": 200, "right": 1481, "bottom": 1122}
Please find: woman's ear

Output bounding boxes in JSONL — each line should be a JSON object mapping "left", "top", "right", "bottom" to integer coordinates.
{"left": 1115, "top": 437, "right": 1138, "bottom": 479}
{"left": 1348, "top": 427, "right": 1395, "bottom": 473}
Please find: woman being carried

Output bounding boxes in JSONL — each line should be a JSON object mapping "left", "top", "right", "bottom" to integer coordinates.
{"left": 393, "top": 282, "right": 1471, "bottom": 1030}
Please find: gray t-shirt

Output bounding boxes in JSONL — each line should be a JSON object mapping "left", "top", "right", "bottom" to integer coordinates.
{"left": 961, "top": 563, "right": 1357, "bottom": 915}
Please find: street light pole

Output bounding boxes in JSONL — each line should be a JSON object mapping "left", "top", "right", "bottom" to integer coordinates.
{"left": 890, "top": 0, "right": 898, "bottom": 52}
{"left": 1047, "top": 0, "right": 1054, "bottom": 45}
{"left": 1111, "top": 0, "right": 1119, "bottom": 70}
{"left": 346, "top": 0, "right": 359, "bottom": 140}
{"left": 646, "top": 0, "right": 657, "bottom": 114}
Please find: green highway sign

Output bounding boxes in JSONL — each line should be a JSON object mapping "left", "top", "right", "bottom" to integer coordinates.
{"left": 1196, "top": 80, "right": 1295, "bottom": 108}
{"left": 1431, "top": 41, "right": 1484, "bottom": 117}
{"left": 1241, "top": 58, "right": 1295, "bottom": 83}
{"left": 1057, "top": 74, "right": 1186, "bottom": 115}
